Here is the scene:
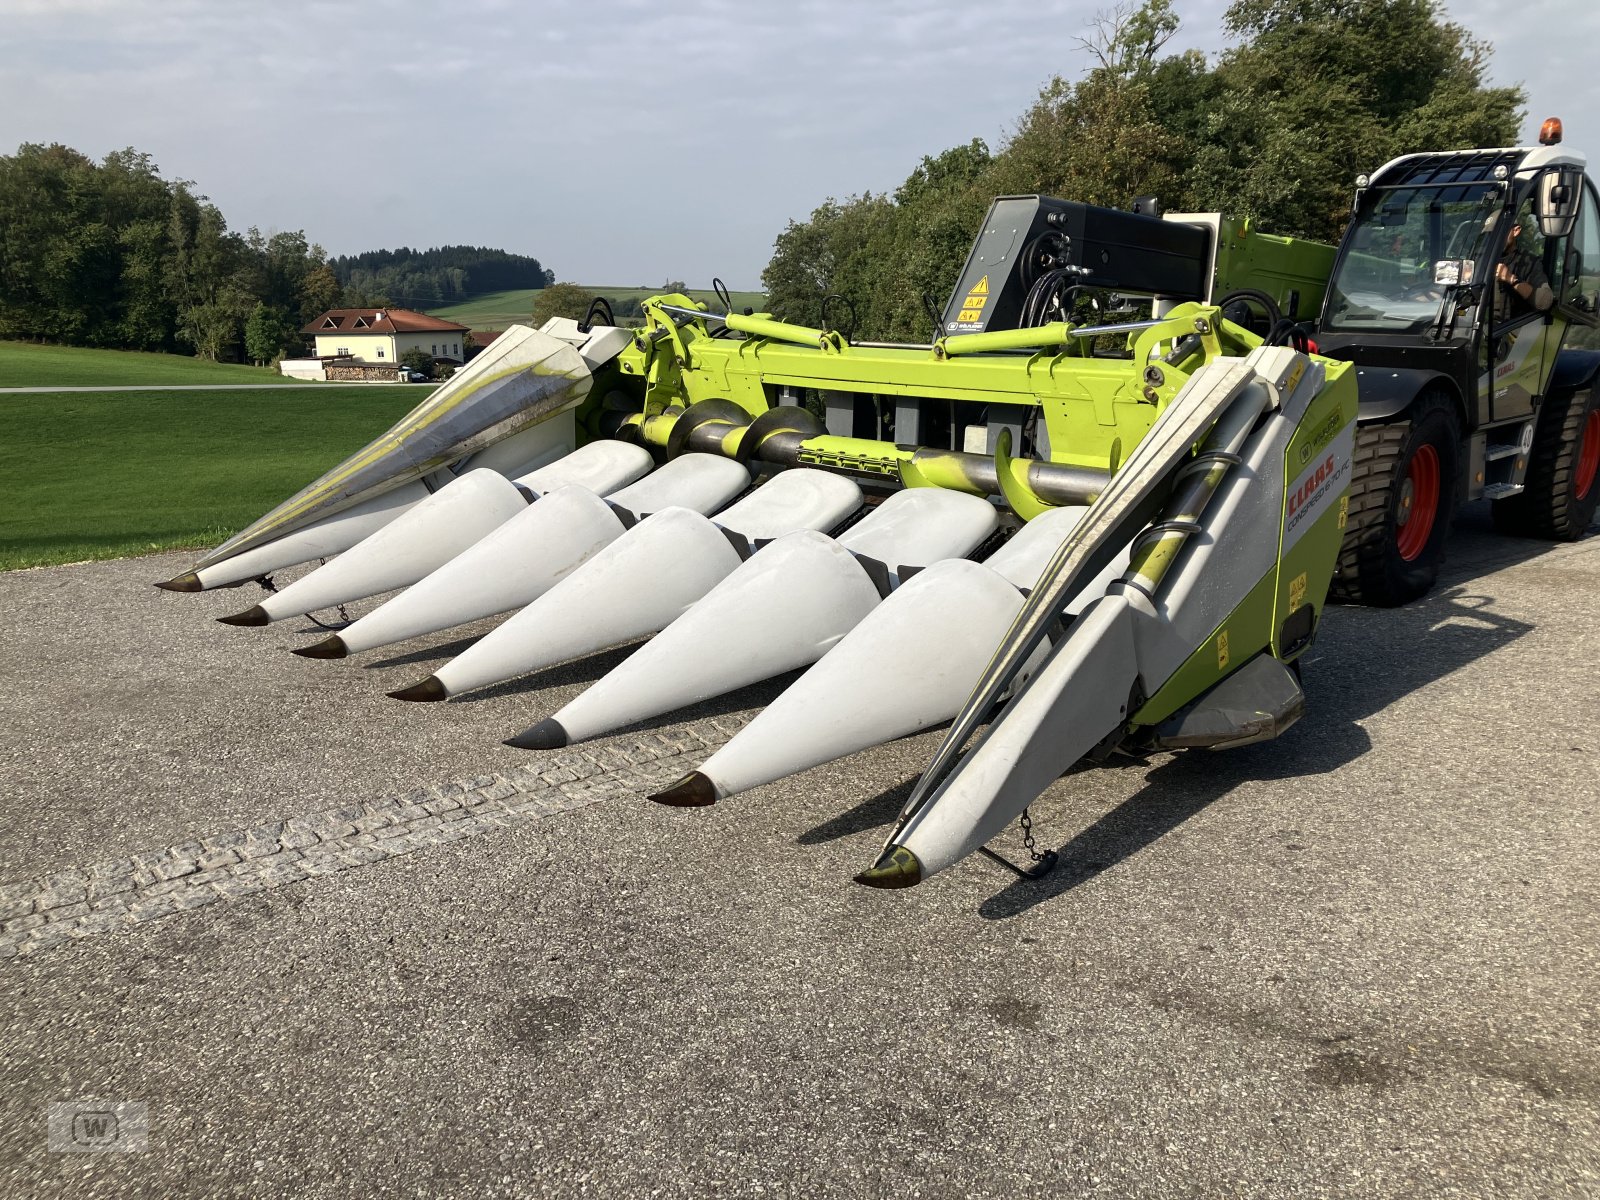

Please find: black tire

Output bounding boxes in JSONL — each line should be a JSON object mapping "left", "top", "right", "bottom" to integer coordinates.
{"left": 1331, "top": 392, "right": 1462, "bottom": 607}
{"left": 1491, "top": 385, "right": 1600, "bottom": 540}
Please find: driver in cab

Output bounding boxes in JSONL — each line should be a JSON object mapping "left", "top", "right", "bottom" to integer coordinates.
{"left": 1495, "top": 217, "right": 1554, "bottom": 321}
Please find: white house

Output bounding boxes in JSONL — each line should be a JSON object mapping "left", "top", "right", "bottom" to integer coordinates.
{"left": 302, "top": 308, "right": 470, "bottom": 365}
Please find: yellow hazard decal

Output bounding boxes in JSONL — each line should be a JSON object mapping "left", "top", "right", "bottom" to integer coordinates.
{"left": 1288, "top": 571, "right": 1307, "bottom": 611}
{"left": 1217, "top": 629, "right": 1230, "bottom": 670}
{"left": 1283, "top": 359, "right": 1306, "bottom": 398}
{"left": 953, "top": 275, "right": 991, "bottom": 327}
{"left": 1337, "top": 494, "right": 1349, "bottom": 530}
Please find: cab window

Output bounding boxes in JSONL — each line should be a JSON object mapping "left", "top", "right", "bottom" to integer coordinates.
{"left": 1559, "top": 180, "right": 1600, "bottom": 326}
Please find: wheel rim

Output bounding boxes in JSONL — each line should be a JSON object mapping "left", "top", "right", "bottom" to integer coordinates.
{"left": 1577, "top": 409, "right": 1600, "bottom": 501}
{"left": 1396, "top": 443, "right": 1441, "bottom": 562}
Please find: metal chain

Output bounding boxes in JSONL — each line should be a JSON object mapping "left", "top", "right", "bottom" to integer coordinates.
{"left": 977, "top": 807, "right": 1058, "bottom": 880}
{"left": 253, "top": 565, "right": 353, "bottom": 631}
{"left": 1019, "top": 807, "right": 1044, "bottom": 863}
{"left": 305, "top": 602, "right": 354, "bottom": 632}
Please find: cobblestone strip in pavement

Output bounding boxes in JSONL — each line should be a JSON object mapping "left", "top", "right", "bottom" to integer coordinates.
{"left": 0, "top": 718, "right": 745, "bottom": 962}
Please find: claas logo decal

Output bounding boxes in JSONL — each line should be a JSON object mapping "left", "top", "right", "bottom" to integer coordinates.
{"left": 1288, "top": 454, "right": 1338, "bottom": 518}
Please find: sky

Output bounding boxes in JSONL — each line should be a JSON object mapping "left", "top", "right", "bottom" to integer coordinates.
{"left": 1, "top": 0, "right": 1595, "bottom": 294}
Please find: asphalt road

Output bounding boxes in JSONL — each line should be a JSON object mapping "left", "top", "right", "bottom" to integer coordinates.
{"left": 1, "top": 507, "right": 1596, "bottom": 1198}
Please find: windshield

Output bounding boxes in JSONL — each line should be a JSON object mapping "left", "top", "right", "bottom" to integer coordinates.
{"left": 1325, "top": 184, "right": 1502, "bottom": 333}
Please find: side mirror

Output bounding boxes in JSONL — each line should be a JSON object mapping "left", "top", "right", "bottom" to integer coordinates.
{"left": 1434, "top": 259, "right": 1476, "bottom": 286}
{"left": 1536, "top": 169, "right": 1581, "bottom": 239}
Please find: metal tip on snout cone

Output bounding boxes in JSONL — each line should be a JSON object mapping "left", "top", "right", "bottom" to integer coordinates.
{"left": 292, "top": 635, "right": 348, "bottom": 660}
{"left": 647, "top": 771, "right": 718, "bottom": 808}
{"left": 216, "top": 605, "right": 270, "bottom": 627}
{"left": 388, "top": 676, "right": 448, "bottom": 703}
{"left": 154, "top": 571, "right": 203, "bottom": 592}
{"left": 503, "top": 718, "right": 569, "bottom": 751}
{"left": 853, "top": 846, "right": 924, "bottom": 890}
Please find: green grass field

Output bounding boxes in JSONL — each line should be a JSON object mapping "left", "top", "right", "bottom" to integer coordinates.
{"left": 2, "top": 387, "right": 423, "bottom": 570}
{"left": 0, "top": 341, "right": 300, "bottom": 388}
{"left": 430, "top": 286, "right": 767, "bottom": 329}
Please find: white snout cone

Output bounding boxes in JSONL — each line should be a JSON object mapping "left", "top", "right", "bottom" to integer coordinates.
{"left": 422, "top": 469, "right": 864, "bottom": 698}
{"left": 528, "top": 487, "right": 999, "bottom": 746}
{"left": 603, "top": 452, "right": 752, "bottom": 518}
{"left": 253, "top": 469, "right": 529, "bottom": 622}
{"left": 515, "top": 439, "right": 654, "bottom": 497}
{"left": 834, "top": 487, "right": 999, "bottom": 571}
{"left": 195, "top": 480, "right": 434, "bottom": 590}
{"left": 664, "top": 503, "right": 1134, "bottom": 803}
{"left": 691, "top": 559, "right": 1032, "bottom": 799}
{"left": 333, "top": 485, "right": 627, "bottom": 655}
{"left": 894, "top": 594, "right": 1142, "bottom": 880}
{"left": 543, "top": 532, "right": 885, "bottom": 744}
{"left": 331, "top": 454, "right": 758, "bottom": 655}
{"left": 431, "top": 506, "right": 746, "bottom": 697}
{"left": 712, "top": 469, "right": 863, "bottom": 541}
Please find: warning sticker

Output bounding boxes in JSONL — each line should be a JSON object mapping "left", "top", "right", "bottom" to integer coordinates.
{"left": 951, "top": 275, "right": 991, "bottom": 331}
{"left": 1217, "top": 629, "right": 1231, "bottom": 670}
{"left": 1282, "top": 359, "right": 1307, "bottom": 401}
{"left": 1284, "top": 424, "right": 1354, "bottom": 551}
{"left": 1288, "top": 571, "right": 1307, "bottom": 611}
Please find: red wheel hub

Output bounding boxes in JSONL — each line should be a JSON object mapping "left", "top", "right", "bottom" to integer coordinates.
{"left": 1577, "top": 409, "right": 1600, "bottom": 501}
{"left": 1396, "top": 443, "right": 1441, "bottom": 562}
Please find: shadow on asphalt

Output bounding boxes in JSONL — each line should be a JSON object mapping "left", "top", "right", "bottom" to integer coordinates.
{"left": 797, "top": 776, "right": 915, "bottom": 846}
{"left": 359, "top": 635, "right": 482, "bottom": 670}
{"left": 446, "top": 642, "right": 653, "bottom": 704}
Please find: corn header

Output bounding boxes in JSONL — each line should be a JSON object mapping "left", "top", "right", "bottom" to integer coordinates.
{"left": 157, "top": 131, "right": 1600, "bottom": 890}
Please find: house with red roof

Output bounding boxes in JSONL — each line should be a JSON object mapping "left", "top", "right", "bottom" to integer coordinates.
{"left": 302, "top": 308, "right": 471, "bottom": 366}
{"left": 465, "top": 329, "right": 504, "bottom": 361}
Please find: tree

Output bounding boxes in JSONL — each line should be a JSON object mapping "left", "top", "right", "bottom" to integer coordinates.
{"left": 244, "top": 303, "right": 296, "bottom": 366}
{"left": 180, "top": 301, "right": 240, "bottom": 362}
{"left": 761, "top": 194, "right": 894, "bottom": 332}
{"left": 530, "top": 282, "right": 597, "bottom": 327}
{"left": 0, "top": 144, "right": 121, "bottom": 344}
{"left": 0, "top": 143, "right": 333, "bottom": 357}
{"left": 328, "top": 245, "right": 555, "bottom": 305}
{"left": 1183, "top": 0, "right": 1523, "bottom": 241}
{"left": 860, "top": 140, "right": 993, "bottom": 339}
{"left": 757, "top": 0, "right": 1527, "bottom": 335}
{"left": 399, "top": 345, "right": 433, "bottom": 373}
{"left": 118, "top": 219, "right": 172, "bottom": 350}
{"left": 298, "top": 262, "right": 343, "bottom": 323}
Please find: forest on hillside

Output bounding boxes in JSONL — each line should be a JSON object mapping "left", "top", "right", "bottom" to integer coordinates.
{"left": 762, "top": 0, "right": 1526, "bottom": 339}
{"left": 0, "top": 147, "right": 557, "bottom": 363}
{"left": 330, "top": 246, "right": 555, "bottom": 310}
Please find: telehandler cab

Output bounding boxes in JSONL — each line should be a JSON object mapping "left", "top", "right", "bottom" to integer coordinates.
{"left": 1313, "top": 117, "right": 1600, "bottom": 604}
